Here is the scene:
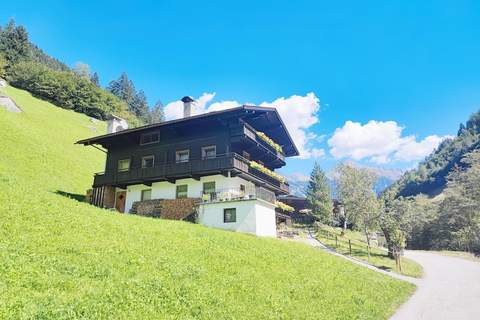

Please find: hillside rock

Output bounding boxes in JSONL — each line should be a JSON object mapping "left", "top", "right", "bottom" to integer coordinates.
{"left": 0, "top": 95, "right": 22, "bottom": 113}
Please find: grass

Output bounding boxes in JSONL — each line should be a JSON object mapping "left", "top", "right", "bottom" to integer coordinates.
{"left": 315, "top": 225, "right": 423, "bottom": 278}
{"left": 0, "top": 86, "right": 415, "bottom": 319}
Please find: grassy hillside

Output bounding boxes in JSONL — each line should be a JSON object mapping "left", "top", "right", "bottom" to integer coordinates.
{"left": 0, "top": 86, "right": 414, "bottom": 319}
{"left": 315, "top": 225, "right": 423, "bottom": 278}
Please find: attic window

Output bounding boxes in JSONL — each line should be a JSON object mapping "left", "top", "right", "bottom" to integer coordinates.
{"left": 140, "top": 131, "right": 160, "bottom": 145}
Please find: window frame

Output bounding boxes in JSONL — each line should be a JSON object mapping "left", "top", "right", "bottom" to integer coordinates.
{"left": 176, "top": 184, "right": 188, "bottom": 199}
{"left": 175, "top": 149, "right": 190, "bottom": 163}
{"left": 223, "top": 208, "right": 236, "bottom": 223}
{"left": 141, "top": 189, "right": 152, "bottom": 201}
{"left": 140, "top": 131, "right": 160, "bottom": 145}
{"left": 117, "top": 158, "right": 131, "bottom": 172}
{"left": 141, "top": 155, "right": 155, "bottom": 169}
{"left": 203, "top": 181, "right": 216, "bottom": 194}
{"left": 201, "top": 145, "right": 217, "bottom": 159}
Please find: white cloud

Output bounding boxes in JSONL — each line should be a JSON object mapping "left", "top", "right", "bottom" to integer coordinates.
{"left": 393, "top": 135, "right": 453, "bottom": 162}
{"left": 163, "top": 92, "right": 322, "bottom": 159}
{"left": 260, "top": 93, "right": 321, "bottom": 158}
{"left": 164, "top": 92, "right": 216, "bottom": 120}
{"left": 328, "top": 120, "right": 450, "bottom": 164}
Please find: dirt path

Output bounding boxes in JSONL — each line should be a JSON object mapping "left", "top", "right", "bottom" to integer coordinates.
{"left": 391, "top": 250, "right": 480, "bottom": 320}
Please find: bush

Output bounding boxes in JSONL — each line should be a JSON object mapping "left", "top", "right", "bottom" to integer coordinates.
{"left": 7, "top": 61, "right": 140, "bottom": 124}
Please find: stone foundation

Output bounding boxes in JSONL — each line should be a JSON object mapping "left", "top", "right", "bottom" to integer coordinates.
{"left": 130, "top": 198, "right": 201, "bottom": 220}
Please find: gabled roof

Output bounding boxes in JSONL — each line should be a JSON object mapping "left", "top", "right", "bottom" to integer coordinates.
{"left": 76, "top": 105, "right": 300, "bottom": 157}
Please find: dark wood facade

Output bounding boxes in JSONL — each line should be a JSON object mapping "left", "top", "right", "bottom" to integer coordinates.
{"left": 77, "top": 106, "right": 298, "bottom": 195}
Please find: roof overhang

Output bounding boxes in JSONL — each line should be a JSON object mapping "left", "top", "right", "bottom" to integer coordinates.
{"left": 76, "top": 105, "right": 300, "bottom": 157}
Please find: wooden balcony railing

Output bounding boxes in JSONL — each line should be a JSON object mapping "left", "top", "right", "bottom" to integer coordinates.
{"left": 93, "top": 153, "right": 289, "bottom": 194}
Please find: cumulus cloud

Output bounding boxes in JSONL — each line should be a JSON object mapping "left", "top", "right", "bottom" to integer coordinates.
{"left": 164, "top": 92, "right": 216, "bottom": 120}
{"left": 163, "top": 92, "right": 322, "bottom": 159}
{"left": 328, "top": 120, "right": 450, "bottom": 164}
{"left": 260, "top": 93, "right": 321, "bottom": 158}
{"left": 393, "top": 135, "right": 453, "bottom": 162}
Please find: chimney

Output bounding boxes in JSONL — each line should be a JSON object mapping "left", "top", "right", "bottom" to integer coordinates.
{"left": 181, "top": 96, "right": 194, "bottom": 118}
{"left": 107, "top": 114, "right": 128, "bottom": 133}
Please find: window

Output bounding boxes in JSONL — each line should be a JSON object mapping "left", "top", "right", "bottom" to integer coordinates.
{"left": 141, "top": 189, "right": 152, "bottom": 201}
{"left": 202, "top": 145, "right": 216, "bottom": 159}
{"left": 140, "top": 131, "right": 160, "bottom": 145}
{"left": 176, "top": 185, "right": 188, "bottom": 199}
{"left": 118, "top": 159, "right": 130, "bottom": 172}
{"left": 176, "top": 150, "right": 190, "bottom": 163}
{"left": 242, "top": 151, "right": 250, "bottom": 160}
{"left": 203, "top": 181, "right": 216, "bottom": 194}
{"left": 224, "top": 208, "right": 236, "bottom": 223}
{"left": 141, "top": 155, "right": 155, "bottom": 168}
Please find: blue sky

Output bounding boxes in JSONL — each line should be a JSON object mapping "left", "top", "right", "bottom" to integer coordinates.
{"left": 2, "top": 0, "right": 480, "bottom": 178}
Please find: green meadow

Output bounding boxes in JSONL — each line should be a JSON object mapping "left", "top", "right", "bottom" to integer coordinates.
{"left": 0, "top": 86, "right": 414, "bottom": 319}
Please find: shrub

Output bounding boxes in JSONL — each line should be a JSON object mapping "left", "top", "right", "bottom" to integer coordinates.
{"left": 7, "top": 60, "right": 140, "bottom": 125}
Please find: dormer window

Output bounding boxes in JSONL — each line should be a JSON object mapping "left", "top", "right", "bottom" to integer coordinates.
{"left": 140, "top": 131, "right": 160, "bottom": 145}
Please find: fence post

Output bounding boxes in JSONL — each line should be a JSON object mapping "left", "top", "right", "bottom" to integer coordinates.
{"left": 335, "top": 235, "right": 338, "bottom": 247}
{"left": 349, "top": 240, "right": 352, "bottom": 255}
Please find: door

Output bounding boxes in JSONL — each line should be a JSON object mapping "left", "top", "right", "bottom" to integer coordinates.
{"left": 115, "top": 191, "right": 126, "bottom": 213}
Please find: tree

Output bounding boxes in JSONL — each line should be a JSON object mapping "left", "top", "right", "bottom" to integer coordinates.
{"left": 146, "top": 100, "right": 165, "bottom": 124}
{"left": 73, "top": 62, "right": 90, "bottom": 79}
{"left": 0, "top": 19, "right": 30, "bottom": 66}
{"left": 131, "top": 90, "right": 149, "bottom": 120}
{"left": 107, "top": 72, "right": 136, "bottom": 107}
{"left": 90, "top": 72, "right": 100, "bottom": 87}
{"left": 0, "top": 53, "right": 6, "bottom": 79}
{"left": 437, "top": 150, "right": 480, "bottom": 253}
{"left": 335, "top": 163, "right": 379, "bottom": 257}
{"left": 305, "top": 162, "right": 332, "bottom": 223}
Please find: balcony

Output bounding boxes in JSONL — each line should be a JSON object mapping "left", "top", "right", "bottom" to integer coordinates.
{"left": 230, "top": 124, "right": 286, "bottom": 167}
{"left": 93, "top": 153, "right": 289, "bottom": 194}
{"left": 201, "top": 186, "right": 276, "bottom": 204}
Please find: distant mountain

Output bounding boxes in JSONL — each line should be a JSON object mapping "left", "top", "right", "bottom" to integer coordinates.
{"left": 392, "top": 110, "right": 480, "bottom": 197}
{"left": 284, "top": 163, "right": 403, "bottom": 197}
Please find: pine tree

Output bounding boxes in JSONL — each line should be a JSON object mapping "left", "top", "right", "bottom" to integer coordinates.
{"left": 90, "top": 72, "right": 100, "bottom": 87}
{"left": 0, "top": 19, "right": 30, "bottom": 66}
{"left": 305, "top": 162, "right": 333, "bottom": 223}
{"left": 107, "top": 72, "right": 136, "bottom": 108}
{"left": 131, "top": 90, "right": 149, "bottom": 120}
{"left": 146, "top": 100, "right": 165, "bottom": 124}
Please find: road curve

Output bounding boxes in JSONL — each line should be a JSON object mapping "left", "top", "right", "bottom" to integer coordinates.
{"left": 391, "top": 250, "right": 480, "bottom": 320}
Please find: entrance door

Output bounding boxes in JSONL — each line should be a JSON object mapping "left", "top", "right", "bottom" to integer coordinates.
{"left": 115, "top": 191, "right": 126, "bottom": 213}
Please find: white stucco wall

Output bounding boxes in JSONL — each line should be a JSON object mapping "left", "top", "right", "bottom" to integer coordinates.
{"left": 123, "top": 174, "right": 255, "bottom": 213}
{"left": 254, "top": 201, "right": 278, "bottom": 237}
{"left": 197, "top": 199, "right": 277, "bottom": 237}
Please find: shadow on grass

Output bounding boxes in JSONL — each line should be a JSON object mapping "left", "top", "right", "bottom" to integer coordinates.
{"left": 55, "top": 190, "right": 85, "bottom": 202}
{"left": 377, "top": 265, "right": 392, "bottom": 271}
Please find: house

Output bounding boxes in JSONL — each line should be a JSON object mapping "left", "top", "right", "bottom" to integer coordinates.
{"left": 76, "top": 97, "right": 299, "bottom": 237}
{"left": 277, "top": 194, "right": 316, "bottom": 224}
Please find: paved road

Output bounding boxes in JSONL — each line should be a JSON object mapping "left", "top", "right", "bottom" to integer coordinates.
{"left": 391, "top": 250, "right": 480, "bottom": 320}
